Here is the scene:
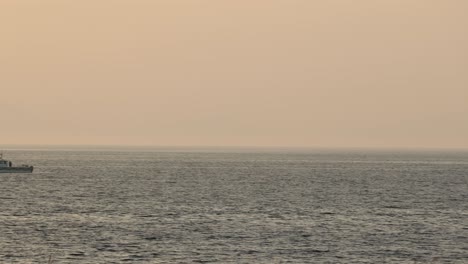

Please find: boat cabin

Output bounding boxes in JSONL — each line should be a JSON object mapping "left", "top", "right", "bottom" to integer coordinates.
{"left": 0, "top": 153, "right": 13, "bottom": 168}
{"left": 0, "top": 159, "right": 12, "bottom": 168}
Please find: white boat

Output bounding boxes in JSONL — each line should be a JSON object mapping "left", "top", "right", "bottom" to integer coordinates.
{"left": 0, "top": 153, "right": 33, "bottom": 173}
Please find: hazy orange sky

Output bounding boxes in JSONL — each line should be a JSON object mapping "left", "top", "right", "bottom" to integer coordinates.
{"left": 1, "top": 1, "right": 467, "bottom": 148}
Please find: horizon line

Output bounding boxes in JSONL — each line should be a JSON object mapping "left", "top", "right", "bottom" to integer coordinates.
{"left": 1, "top": 143, "right": 468, "bottom": 152}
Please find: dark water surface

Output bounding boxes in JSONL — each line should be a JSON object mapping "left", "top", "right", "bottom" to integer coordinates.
{"left": 1, "top": 149, "right": 467, "bottom": 263}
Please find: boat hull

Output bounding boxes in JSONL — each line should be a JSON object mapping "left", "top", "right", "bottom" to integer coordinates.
{"left": 0, "top": 166, "right": 34, "bottom": 173}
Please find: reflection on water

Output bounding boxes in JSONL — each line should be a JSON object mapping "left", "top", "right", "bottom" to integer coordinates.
{"left": 1, "top": 149, "right": 467, "bottom": 263}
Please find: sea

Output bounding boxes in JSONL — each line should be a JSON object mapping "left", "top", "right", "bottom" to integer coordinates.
{"left": 0, "top": 147, "right": 467, "bottom": 263}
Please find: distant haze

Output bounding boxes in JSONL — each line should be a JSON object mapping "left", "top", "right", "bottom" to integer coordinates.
{"left": 1, "top": 1, "right": 467, "bottom": 149}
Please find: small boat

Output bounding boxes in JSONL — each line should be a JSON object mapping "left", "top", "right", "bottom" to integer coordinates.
{"left": 0, "top": 153, "right": 33, "bottom": 173}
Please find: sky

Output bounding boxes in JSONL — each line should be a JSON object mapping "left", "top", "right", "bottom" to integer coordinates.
{"left": 1, "top": 0, "right": 467, "bottom": 149}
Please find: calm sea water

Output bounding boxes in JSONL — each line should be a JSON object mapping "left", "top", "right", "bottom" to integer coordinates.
{"left": 0, "top": 148, "right": 467, "bottom": 263}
